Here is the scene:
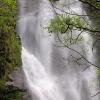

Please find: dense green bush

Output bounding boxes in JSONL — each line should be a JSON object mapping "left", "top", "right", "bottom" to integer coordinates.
{"left": 0, "top": 86, "right": 24, "bottom": 100}
{"left": 0, "top": 0, "right": 21, "bottom": 85}
{"left": 0, "top": 0, "right": 23, "bottom": 100}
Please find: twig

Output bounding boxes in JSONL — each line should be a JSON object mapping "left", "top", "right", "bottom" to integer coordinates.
{"left": 56, "top": 34, "right": 100, "bottom": 69}
{"left": 75, "top": 30, "right": 84, "bottom": 43}
{"left": 82, "top": 65, "right": 91, "bottom": 72}
{"left": 91, "top": 91, "right": 100, "bottom": 97}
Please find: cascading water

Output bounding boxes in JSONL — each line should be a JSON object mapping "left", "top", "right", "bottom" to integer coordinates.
{"left": 17, "top": 0, "right": 99, "bottom": 100}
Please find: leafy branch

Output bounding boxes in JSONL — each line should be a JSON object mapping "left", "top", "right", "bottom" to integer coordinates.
{"left": 47, "top": 0, "right": 100, "bottom": 69}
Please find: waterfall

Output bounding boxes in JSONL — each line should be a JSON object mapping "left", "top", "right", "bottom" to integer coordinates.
{"left": 17, "top": 0, "right": 99, "bottom": 100}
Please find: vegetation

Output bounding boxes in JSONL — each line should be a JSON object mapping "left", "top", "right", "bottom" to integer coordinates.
{"left": 0, "top": 0, "right": 23, "bottom": 99}
{"left": 48, "top": 15, "right": 87, "bottom": 34}
{"left": 79, "top": 0, "right": 100, "bottom": 10}
{"left": 48, "top": 0, "right": 100, "bottom": 96}
{"left": 48, "top": 0, "right": 100, "bottom": 67}
{"left": 48, "top": 14, "right": 87, "bottom": 45}
{"left": 0, "top": 86, "right": 25, "bottom": 100}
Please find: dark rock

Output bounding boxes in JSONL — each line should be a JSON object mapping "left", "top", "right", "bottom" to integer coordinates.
{"left": 5, "top": 67, "right": 30, "bottom": 100}
{"left": 23, "top": 92, "right": 33, "bottom": 100}
{"left": 7, "top": 67, "right": 26, "bottom": 90}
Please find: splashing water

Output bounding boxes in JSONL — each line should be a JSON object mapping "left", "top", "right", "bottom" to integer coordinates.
{"left": 22, "top": 47, "right": 65, "bottom": 100}
{"left": 17, "top": 0, "right": 99, "bottom": 100}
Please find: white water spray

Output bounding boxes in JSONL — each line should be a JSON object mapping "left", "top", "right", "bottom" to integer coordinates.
{"left": 17, "top": 0, "right": 99, "bottom": 100}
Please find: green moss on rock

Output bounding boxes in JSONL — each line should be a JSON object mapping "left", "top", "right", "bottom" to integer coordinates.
{"left": 0, "top": 0, "right": 21, "bottom": 84}
{"left": 0, "top": 0, "right": 23, "bottom": 99}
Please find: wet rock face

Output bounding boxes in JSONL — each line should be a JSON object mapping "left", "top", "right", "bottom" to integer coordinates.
{"left": 23, "top": 92, "right": 33, "bottom": 100}
{"left": 7, "top": 67, "right": 25, "bottom": 89}
{"left": 6, "top": 67, "right": 31, "bottom": 100}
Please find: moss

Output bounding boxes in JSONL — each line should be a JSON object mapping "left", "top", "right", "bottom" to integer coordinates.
{"left": 0, "top": 0, "right": 23, "bottom": 99}
{"left": 0, "top": 0, "right": 21, "bottom": 80}
{"left": 0, "top": 86, "right": 25, "bottom": 100}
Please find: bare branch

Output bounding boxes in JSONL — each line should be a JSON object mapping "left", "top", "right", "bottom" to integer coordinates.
{"left": 56, "top": 33, "right": 100, "bottom": 69}
{"left": 91, "top": 91, "right": 100, "bottom": 97}
{"left": 82, "top": 65, "right": 91, "bottom": 72}
{"left": 75, "top": 30, "right": 84, "bottom": 43}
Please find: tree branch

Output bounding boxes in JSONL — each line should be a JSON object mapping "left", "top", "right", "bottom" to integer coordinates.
{"left": 79, "top": 0, "right": 100, "bottom": 10}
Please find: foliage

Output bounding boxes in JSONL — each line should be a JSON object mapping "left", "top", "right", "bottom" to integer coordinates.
{"left": 0, "top": 86, "right": 25, "bottom": 100}
{"left": 0, "top": 0, "right": 23, "bottom": 99}
{"left": 48, "top": 0, "right": 100, "bottom": 71}
{"left": 80, "top": 0, "right": 100, "bottom": 9}
{"left": 48, "top": 14, "right": 87, "bottom": 46}
{"left": 0, "top": 0, "right": 21, "bottom": 83}
{"left": 48, "top": 14, "right": 87, "bottom": 34}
